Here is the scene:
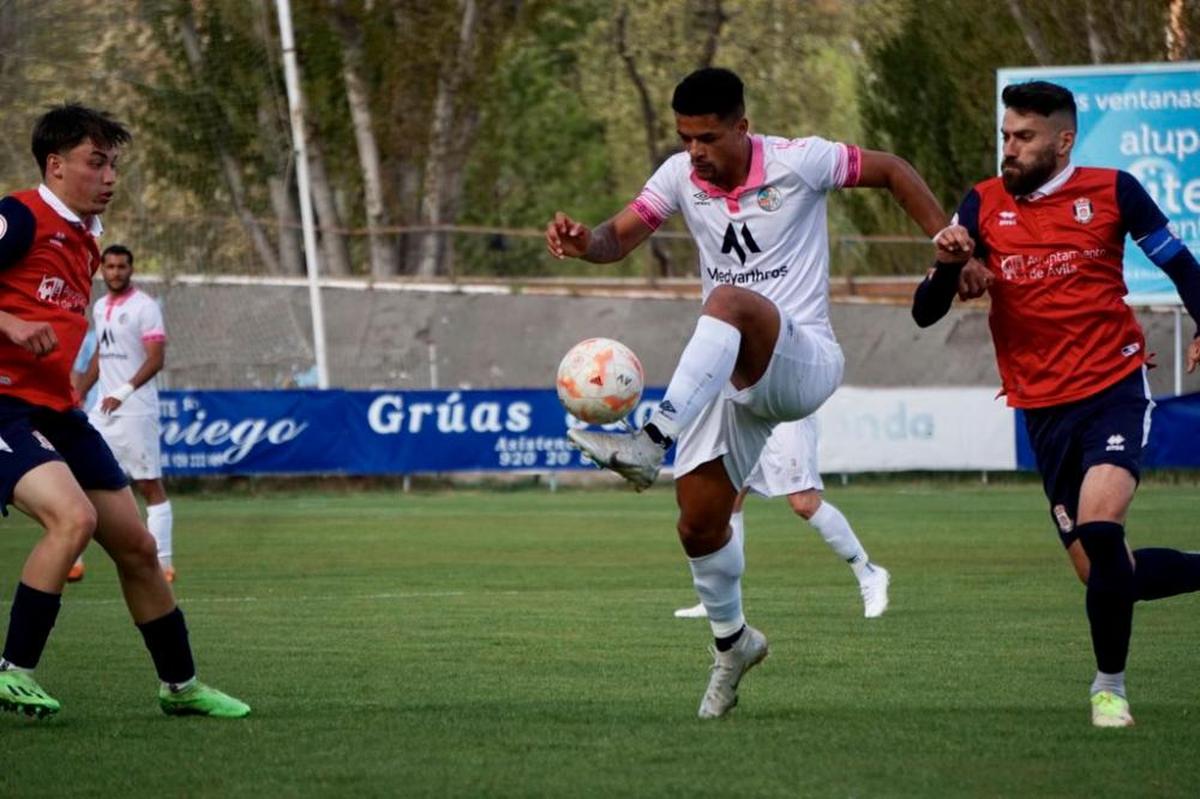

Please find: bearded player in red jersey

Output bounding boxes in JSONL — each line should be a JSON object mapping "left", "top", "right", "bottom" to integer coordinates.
{"left": 0, "top": 104, "right": 248, "bottom": 719}
{"left": 914, "top": 81, "right": 1200, "bottom": 729}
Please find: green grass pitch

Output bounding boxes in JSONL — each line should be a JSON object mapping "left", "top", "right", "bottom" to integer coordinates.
{"left": 2, "top": 483, "right": 1197, "bottom": 797}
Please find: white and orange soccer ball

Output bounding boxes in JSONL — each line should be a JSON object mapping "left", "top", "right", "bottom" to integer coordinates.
{"left": 556, "top": 338, "right": 644, "bottom": 425}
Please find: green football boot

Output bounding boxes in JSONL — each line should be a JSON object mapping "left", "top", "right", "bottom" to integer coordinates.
{"left": 1090, "top": 690, "right": 1134, "bottom": 728}
{"left": 0, "top": 669, "right": 61, "bottom": 719}
{"left": 159, "top": 681, "right": 251, "bottom": 718}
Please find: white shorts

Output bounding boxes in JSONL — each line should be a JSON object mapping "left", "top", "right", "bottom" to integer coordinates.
{"left": 744, "top": 415, "right": 823, "bottom": 497}
{"left": 673, "top": 311, "right": 843, "bottom": 489}
{"left": 87, "top": 413, "right": 162, "bottom": 480}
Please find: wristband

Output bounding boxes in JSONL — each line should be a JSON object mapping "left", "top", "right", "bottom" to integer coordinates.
{"left": 109, "top": 383, "right": 135, "bottom": 403}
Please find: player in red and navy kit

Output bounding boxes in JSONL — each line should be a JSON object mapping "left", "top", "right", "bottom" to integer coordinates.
{"left": 0, "top": 104, "right": 248, "bottom": 719}
{"left": 913, "top": 81, "right": 1200, "bottom": 728}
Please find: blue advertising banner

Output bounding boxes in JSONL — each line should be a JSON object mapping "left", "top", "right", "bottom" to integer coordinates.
{"left": 997, "top": 63, "right": 1200, "bottom": 301}
{"left": 158, "top": 388, "right": 666, "bottom": 476}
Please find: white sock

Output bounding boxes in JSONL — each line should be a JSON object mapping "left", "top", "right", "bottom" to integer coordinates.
{"left": 808, "top": 500, "right": 871, "bottom": 579}
{"left": 1091, "top": 670, "right": 1126, "bottom": 698}
{"left": 648, "top": 316, "right": 741, "bottom": 441}
{"left": 147, "top": 501, "right": 173, "bottom": 567}
{"left": 688, "top": 528, "right": 746, "bottom": 639}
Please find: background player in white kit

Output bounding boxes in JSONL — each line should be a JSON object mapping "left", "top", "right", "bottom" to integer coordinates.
{"left": 546, "top": 68, "right": 968, "bottom": 718}
{"left": 674, "top": 416, "right": 890, "bottom": 620}
{"left": 76, "top": 245, "right": 176, "bottom": 582}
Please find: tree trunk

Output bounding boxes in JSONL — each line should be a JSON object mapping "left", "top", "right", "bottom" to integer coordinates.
{"left": 307, "top": 134, "right": 352, "bottom": 276}
{"left": 268, "top": 174, "right": 303, "bottom": 275}
{"left": 417, "top": 0, "right": 479, "bottom": 278}
{"left": 332, "top": 6, "right": 399, "bottom": 278}
{"left": 1004, "top": 0, "right": 1051, "bottom": 64}
{"left": 177, "top": 11, "right": 283, "bottom": 274}
{"left": 1167, "top": 0, "right": 1189, "bottom": 60}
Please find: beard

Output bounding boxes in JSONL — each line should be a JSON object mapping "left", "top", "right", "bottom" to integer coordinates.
{"left": 1001, "top": 146, "right": 1058, "bottom": 196}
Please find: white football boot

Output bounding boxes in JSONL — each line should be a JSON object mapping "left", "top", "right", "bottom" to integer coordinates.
{"left": 697, "top": 625, "right": 769, "bottom": 719}
{"left": 567, "top": 428, "right": 665, "bottom": 491}
{"left": 858, "top": 564, "right": 891, "bottom": 619}
{"left": 673, "top": 602, "right": 709, "bottom": 619}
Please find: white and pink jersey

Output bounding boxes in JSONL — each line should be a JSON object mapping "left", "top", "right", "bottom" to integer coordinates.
{"left": 92, "top": 287, "right": 166, "bottom": 416}
{"left": 629, "top": 134, "right": 860, "bottom": 334}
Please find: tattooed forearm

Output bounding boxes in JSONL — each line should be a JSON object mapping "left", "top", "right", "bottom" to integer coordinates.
{"left": 584, "top": 221, "right": 621, "bottom": 263}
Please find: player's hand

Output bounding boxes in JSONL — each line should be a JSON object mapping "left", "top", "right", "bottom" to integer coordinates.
{"left": 100, "top": 396, "right": 123, "bottom": 414}
{"left": 1187, "top": 335, "right": 1200, "bottom": 374}
{"left": 957, "top": 258, "right": 993, "bottom": 301}
{"left": 3, "top": 318, "right": 58, "bottom": 357}
{"left": 933, "top": 224, "right": 973, "bottom": 264}
{"left": 545, "top": 212, "right": 590, "bottom": 260}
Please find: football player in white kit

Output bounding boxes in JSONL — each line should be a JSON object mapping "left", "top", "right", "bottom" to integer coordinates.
{"left": 546, "top": 68, "right": 970, "bottom": 718}
{"left": 673, "top": 416, "right": 891, "bottom": 621}
{"left": 76, "top": 245, "right": 176, "bottom": 582}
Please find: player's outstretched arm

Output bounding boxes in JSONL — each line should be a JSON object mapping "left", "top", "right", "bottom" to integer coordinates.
{"left": 545, "top": 207, "right": 653, "bottom": 264}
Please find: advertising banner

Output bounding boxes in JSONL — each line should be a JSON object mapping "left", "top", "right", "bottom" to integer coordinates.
{"left": 997, "top": 62, "right": 1200, "bottom": 301}
{"left": 815, "top": 387, "right": 1017, "bottom": 472}
{"left": 158, "top": 388, "right": 666, "bottom": 476}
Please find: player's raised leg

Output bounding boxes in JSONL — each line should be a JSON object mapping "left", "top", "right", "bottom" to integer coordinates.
{"left": 0, "top": 461, "right": 96, "bottom": 718}
{"left": 569, "top": 285, "right": 779, "bottom": 489}
{"left": 678, "top": 460, "right": 769, "bottom": 719}
{"left": 88, "top": 487, "right": 249, "bottom": 718}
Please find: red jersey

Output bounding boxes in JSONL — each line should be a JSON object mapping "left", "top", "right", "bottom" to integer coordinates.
{"left": 0, "top": 187, "right": 101, "bottom": 411}
{"left": 958, "top": 167, "right": 1151, "bottom": 409}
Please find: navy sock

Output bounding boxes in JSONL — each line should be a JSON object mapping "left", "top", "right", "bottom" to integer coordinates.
{"left": 714, "top": 625, "right": 745, "bottom": 652}
{"left": 1134, "top": 547, "right": 1200, "bottom": 601}
{"left": 136, "top": 607, "right": 196, "bottom": 684}
{"left": 2, "top": 582, "right": 62, "bottom": 670}
{"left": 1078, "top": 521, "right": 1136, "bottom": 675}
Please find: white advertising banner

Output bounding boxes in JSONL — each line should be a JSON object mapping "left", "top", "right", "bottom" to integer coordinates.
{"left": 814, "top": 387, "right": 1016, "bottom": 472}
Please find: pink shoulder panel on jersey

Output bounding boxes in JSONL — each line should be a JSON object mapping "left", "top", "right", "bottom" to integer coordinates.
{"left": 628, "top": 187, "right": 672, "bottom": 231}
{"left": 833, "top": 144, "right": 862, "bottom": 188}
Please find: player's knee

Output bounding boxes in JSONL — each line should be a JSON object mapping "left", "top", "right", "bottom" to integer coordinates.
{"left": 112, "top": 527, "right": 159, "bottom": 574}
{"left": 45, "top": 502, "right": 97, "bottom": 552}
{"left": 788, "top": 491, "right": 822, "bottom": 520}
{"left": 701, "top": 285, "right": 760, "bottom": 328}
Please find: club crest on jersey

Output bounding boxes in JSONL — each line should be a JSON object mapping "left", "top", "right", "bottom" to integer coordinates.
{"left": 1073, "top": 197, "right": 1094, "bottom": 224}
{"left": 756, "top": 186, "right": 782, "bottom": 212}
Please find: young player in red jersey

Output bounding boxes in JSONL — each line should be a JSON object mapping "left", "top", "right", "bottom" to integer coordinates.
{"left": 913, "top": 81, "right": 1200, "bottom": 728}
{"left": 0, "top": 104, "right": 248, "bottom": 719}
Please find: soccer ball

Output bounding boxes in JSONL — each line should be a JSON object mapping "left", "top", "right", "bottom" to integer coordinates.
{"left": 556, "top": 338, "right": 644, "bottom": 425}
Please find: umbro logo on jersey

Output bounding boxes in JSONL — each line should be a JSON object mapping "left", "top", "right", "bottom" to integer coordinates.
{"left": 692, "top": 191, "right": 712, "bottom": 206}
{"left": 1121, "top": 342, "right": 1141, "bottom": 357}
{"left": 1106, "top": 434, "right": 1126, "bottom": 452}
{"left": 999, "top": 211, "right": 1018, "bottom": 227}
{"left": 722, "top": 223, "right": 761, "bottom": 265}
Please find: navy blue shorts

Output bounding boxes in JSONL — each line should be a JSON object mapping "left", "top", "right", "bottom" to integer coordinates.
{"left": 1022, "top": 367, "right": 1152, "bottom": 549}
{"left": 0, "top": 395, "right": 128, "bottom": 516}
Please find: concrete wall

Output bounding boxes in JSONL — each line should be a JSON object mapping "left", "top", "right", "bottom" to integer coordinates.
{"left": 142, "top": 281, "right": 1200, "bottom": 398}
